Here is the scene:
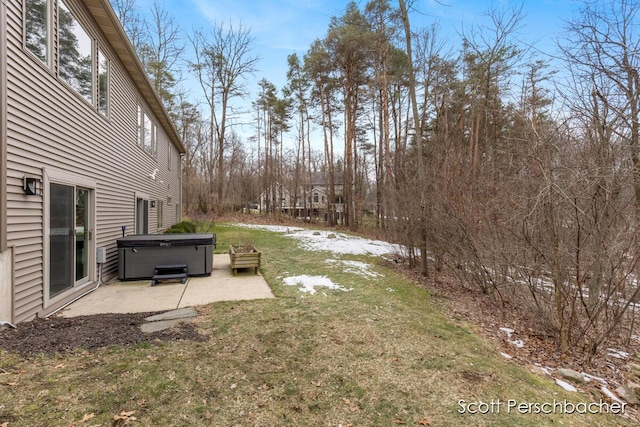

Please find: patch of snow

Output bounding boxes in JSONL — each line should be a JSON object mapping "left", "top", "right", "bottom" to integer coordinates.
{"left": 601, "top": 386, "right": 624, "bottom": 404}
{"left": 605, "top": 362, "right": 620, "bottom": 374}
{"left": 386, "top": 287, "right": 397, "bottom": 293}
{"left": 499, "top": 327, "right": 523, "bottom": 348}
{"left": 500, "top": 352, "right": 513, "bottom": 359}
{"left": 233, "top": 223, "right": 402, "bottom": 257}
{"left": 286, "top": 229, "right": 401, "bottom": 256}
{"left": 606, "top": 348, "right": 629, "bottom": 360}
{"left": 508, "top": 339, "right": 525, "bottom": 348}
{"left": 234, "top": 224, "right": 304, "bottom": 233}
{"left": 583, "top": 373, "right": 608, "bottom": 385}
{"left": 555, "top": 378, "right": 578, "bottom": 392}
{"left": 499, "top": 327, "right": 514, "bottom": 338}
{"left": 533, "top": 365, "right": 554, "bottom": 376}
{"left": 535, "top": 278, "right": 555, "bottom": 292}
{"left": 531, "top": 365, "right": 553, "bottom": 376}
{"left": 632, "top": 335, "right": 640, "bottom": 342}
{"left": 326, "top": 259, "right": 383, "bottom": 278}
{"left": 282, "top": 275, "right": 351, "bottom": 295}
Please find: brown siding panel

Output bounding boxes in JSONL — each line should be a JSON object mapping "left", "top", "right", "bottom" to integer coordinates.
{"left": 5, "top": 0, "right": 183, "bottom": 322}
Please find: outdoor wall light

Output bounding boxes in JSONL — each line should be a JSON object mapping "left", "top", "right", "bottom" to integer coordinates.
{"left": 23, "top": 176, "right": 41, "bottom": 196}
{"left": 151, "top": 200, "right": 157, "bottom": 208}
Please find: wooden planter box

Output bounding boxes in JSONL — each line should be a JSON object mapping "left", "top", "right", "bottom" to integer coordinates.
{"left": 229, "top": 245, "right": 261, "bottom": 275}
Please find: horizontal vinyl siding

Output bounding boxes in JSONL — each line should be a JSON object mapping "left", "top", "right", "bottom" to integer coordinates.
{"left": 4, "top": 0, "right": 45, "bottom": 323}
{"left": 5, "top": 0, "right": 181, "bottom": 322}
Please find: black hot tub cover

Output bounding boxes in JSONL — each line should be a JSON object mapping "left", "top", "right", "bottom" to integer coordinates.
{"left": 117, "top": 233, "right": 216, "bottom": 248}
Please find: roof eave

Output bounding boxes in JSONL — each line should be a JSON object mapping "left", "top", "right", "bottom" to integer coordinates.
{"left": 84, "top": 0, "right": 185, "bottom": 154}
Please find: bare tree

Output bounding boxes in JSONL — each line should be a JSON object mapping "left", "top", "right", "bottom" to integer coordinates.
{"left": 173, "top": 93, "right": 204, "bottom": 215}
{"left": 460, "top": 3, "right": 524, "bottom": 189}
{"left": 140, "top": 1, "right": 185, "bottom": 109}
{"left": 519, "top": 0, "right": 640, "bottom": 356}
{"left": 110, "top": 0, "right": 147, "bottom": 50}
{"left": 190, "top": 23, "right": 258, "bottom": 213}
{"left": 561, "top": 0, "right": 640, "bottom": 217}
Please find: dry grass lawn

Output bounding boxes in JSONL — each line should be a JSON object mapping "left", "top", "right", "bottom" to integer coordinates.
{"left": 0, "top": 224, "right": 636, "bottom": 426}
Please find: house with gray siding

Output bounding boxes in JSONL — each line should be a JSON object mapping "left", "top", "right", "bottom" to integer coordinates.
{"left": 0, "top": 0, "right": 185, "bottom": 324}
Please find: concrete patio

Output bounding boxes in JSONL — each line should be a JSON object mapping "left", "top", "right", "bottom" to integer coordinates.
{"left": 60, "top": 254, "right": 274, "bottom": 317}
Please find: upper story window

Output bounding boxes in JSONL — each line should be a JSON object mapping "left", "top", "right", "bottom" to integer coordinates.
{"left": 58, "top": 0, "right": 92, "bottom": 103}
{"left": 23, "top": 0, "right": 110, "bottom": 116}
{"left": 97, "top": 48, "right": 109, "bottom": 115}
{"left": 138, "top": 105, "right": 156, "bottom": 157}
{"left": 25, "top": 0, "right": 49, "bottom": 63}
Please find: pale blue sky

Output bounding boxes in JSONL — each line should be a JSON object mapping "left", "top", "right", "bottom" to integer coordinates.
{"left": 130, "top": 0, "right": 583, "bottom": 144}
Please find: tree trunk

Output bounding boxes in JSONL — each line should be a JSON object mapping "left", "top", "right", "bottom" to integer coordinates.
{"left": 399, "top": 0, "right": 428, "bottom": 276}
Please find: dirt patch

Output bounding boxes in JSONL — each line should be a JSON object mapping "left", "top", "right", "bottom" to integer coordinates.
{"left": 0, "top": 312, "right": 207, "bottom": 357}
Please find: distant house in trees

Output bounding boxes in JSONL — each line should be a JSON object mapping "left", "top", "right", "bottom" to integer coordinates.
{"left": 0, "top": 0, "right": 185, "bottom": 324}
{"left": 259, "top": 182, "right": 296, "bottom": 215}
{"left": 259, "top": 172, "right": 344, "bottom": 222}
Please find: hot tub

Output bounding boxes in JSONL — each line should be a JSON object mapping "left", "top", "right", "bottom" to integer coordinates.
{"left": 117, "top": 233, "right": 216, "bottom": 280}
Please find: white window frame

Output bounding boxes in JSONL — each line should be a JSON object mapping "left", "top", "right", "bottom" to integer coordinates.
{"left": 24, "top": 0, "right": 52, "bottom": 66}
{"left": 23, "top": 0, "right": 110, "bottom": 114}
{"left": 97, "top": 46, "right": 110, "bottom": 116}
{"left": 137, "top": 105, "right": 157, "bottom": 157}
{"left": 43, "top": 168, "right": 97, "bottom": 307}
{"left": 57, "top": 0, "right": 94, "bottom": 103}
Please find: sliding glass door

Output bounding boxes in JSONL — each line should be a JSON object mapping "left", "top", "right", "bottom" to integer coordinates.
{"left": 49, "top": 183, "right": 92, "bottom": 298}
{"left": 49, "top": 183, "right": 74, "bottom": 297}
{"left": 75, "top": 188, "right": 90, "bottom": 283}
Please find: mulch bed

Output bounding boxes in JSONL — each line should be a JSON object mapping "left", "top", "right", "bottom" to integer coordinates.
{"left": 0, "top": 312, "right": 207, "bottom": 357}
